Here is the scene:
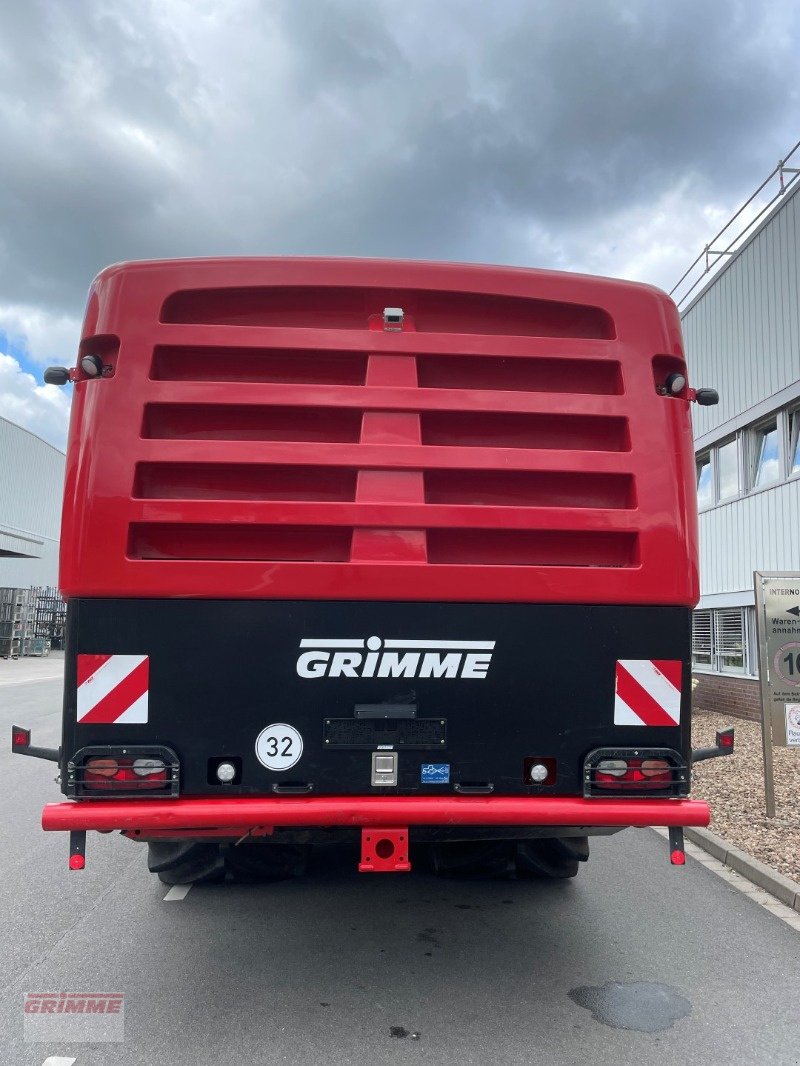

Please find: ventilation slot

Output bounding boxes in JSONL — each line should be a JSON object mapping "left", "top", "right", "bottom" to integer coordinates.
{"left": 135, "top": 464, "right": 357, "bottom": 502}
{"left": 417, "top": 356, "right": 622, "bottom": 395}
{"left": 427, "top": 530, "right": 639, "bottom": 567}
{"left": 161, "top": 286, "right": 615, "bottom": 339}
{"left": 129, "top": 524, "right": 352, "bottom": 562}
{"left": 420, "top": 411, "right": 629, "bottom": 452}
{"left": 424, "top": 470, "right": 634, "bottom": 509}
{"left": 143, "top": 404, "right": 362, "bottom": 442}
{"left": 151, "top": 346, "right": 368, "bottom": 385}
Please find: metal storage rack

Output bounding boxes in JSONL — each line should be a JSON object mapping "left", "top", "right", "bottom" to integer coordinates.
{"left": 0, "top": 586, "right": 66, "bottom": 656}
{"left": 31, "top": 586, "right": 66, "bottom": 652}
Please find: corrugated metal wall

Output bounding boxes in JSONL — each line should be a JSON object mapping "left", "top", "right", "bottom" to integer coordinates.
{"left": 681, "top": 181, "right": 800, "bottom": 601}
{"left": 0, "top": 417, "right": 64, "bottom": 587}
{"left": 696, "top": 480, "right": 800, "bottom": 595}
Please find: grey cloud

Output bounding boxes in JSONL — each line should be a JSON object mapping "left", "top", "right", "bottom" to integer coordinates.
{"left": 0, "top": 0, "right": 798, "bottom": 335}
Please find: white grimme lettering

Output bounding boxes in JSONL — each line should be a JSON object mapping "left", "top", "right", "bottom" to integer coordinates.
{"left": 297, "top": 651, "right": 330, "bottom": 678}
{"left": 418, "top": 652, "right": 461, "bottom": 678}
{"left": 461, "top": 653, "right": 492, "bottom": 679}
{"left": 296, "top": 645, "right": 494, "bottom": 678}
{"left": 377, "top": 652, "right": 420, "bottom": 677}
{"left": 329, "top": 652, "right": 363, "bottom": 677}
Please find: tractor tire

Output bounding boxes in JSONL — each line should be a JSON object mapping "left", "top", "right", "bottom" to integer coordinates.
{"left": 430, "top": 840, "right": 517, "bottom": 878}
{"left": 224, "top": 842, "right": 309, "bottom": 883}
{"left": 147, "top": 841, "right": 226, "bottom": 886}
{"left": 515, "top": 836, "right": 589, "bottom": 879}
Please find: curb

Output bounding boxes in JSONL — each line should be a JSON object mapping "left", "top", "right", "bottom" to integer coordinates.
{"left": 685, "top": 826, "right": 800, "bottom": 913}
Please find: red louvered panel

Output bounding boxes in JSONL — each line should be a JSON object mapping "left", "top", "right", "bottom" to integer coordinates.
{"left": 60, "top": 257, "right": 698, "bottom": 605}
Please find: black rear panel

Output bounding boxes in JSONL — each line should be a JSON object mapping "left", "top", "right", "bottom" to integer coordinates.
{"left": 62, "top": 599, "right": 691, "bottom": 797}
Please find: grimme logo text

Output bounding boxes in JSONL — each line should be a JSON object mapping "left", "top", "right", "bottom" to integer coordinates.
{"left": 24, "top": 992, "right": 123, "bottom": 1014}
{"left": 296, "top": 637, "right": 495, "bottom": 679}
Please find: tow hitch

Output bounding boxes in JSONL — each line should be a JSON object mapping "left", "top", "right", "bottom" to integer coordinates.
{"left": 359, "top": 828, "right": 411, "bottom": 873}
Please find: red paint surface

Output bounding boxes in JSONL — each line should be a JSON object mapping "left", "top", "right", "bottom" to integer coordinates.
{"left": 358, "top": 827, "right": 412, "bottom": 873}
{"left": 59, "top": 258, "right": 698, "bottom": 605}
{"left": 652, "top": 659, "right": 683, "bottom": 689}
{"left": 42, "top": 795, "right": 711, "bottom": 833}
{"left": 76, "top": 653, "right": 112, "bottom": 686}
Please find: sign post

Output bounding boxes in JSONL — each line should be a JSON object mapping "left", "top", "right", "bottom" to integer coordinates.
{"left": 753, "top": 572, "right": 800, "bottom": 817}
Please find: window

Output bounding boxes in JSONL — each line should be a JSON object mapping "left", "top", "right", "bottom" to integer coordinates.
{"left": 717, "top": 438, "right": 739, "bottom": 500}
{"left": 696, "top": 454, "right": 713, "bottom": 509}
{"left": 790, "top": 409, "right": 800, "bottom": 477}
{"left": 714, "top": 608, "right": 745, "bottom": 672}
{"left": 751, "top": 420, "right": 779, "bottom": 488}
{"left": 745, "top": 607, "right": 759, "bottom": 676}
{"left": 691, "top": 610, "right": 712, "bottom": 666}
{"left": 692, "top": 607, "right": 756, "bottom": 676}
{"left": 696, "top": 399, "right": 800, "bottom": 507}
{"left": 695, "top": 454, "right": 712, "bottom": 507}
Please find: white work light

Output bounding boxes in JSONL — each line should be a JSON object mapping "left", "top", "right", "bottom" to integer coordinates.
{"left": 80, "top": 354, "right": 104, "bottom": 377}
{"left": 216, "top": 761, "right": 237, "bottom": 783}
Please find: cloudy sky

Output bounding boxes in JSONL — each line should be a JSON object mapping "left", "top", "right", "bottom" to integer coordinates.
{"left": 1, "top": 0, "right": 798, "bottom": 449}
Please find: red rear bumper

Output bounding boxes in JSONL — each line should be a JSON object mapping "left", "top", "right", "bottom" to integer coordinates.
{"left": 42, "top": 795, "right": 711, "bottom": 833}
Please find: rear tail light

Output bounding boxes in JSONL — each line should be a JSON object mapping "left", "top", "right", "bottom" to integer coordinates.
{"left": 596, "top": 759, "right": 627, "bottom": 777}
{"left": 640, "top": 758, "right": 671, "bottom": 778}
{"left": 132, "top": 757, "right": 166, "bottom": 777}
{"left": 70, "top": 746, "right": 179, "bottom": 798}
{"left": 84, "top": 757, "right": 166, "bottom": 790}
{"left": 85, "top": 758, "right": 119, "bottom": 778}
{"left": 584, "top": 748, "right": 687, "bottom": 798}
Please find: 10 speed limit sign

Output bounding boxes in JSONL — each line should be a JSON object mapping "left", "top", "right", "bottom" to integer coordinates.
{"left": 754, "top": 573, "right": 800, "bottom": 817}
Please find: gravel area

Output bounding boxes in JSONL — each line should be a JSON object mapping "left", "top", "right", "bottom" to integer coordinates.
{"left": 692, "top": 710, "right": 800, "bottom": 883}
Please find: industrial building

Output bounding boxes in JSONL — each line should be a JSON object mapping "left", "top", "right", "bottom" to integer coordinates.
{"left": 0, "top": 415, "right": 65, "bottom": 588}
{"left": 681, "top": 177, "right": 800, "bottom": 718}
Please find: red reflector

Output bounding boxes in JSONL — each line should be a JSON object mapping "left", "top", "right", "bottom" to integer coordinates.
{"left": 719, "top": 732, "right": 734, "bottom": 748}
{"left": 69, "top": 854, "right": 86, "bottom": 870}
{"left": 670, "top": 849, "right": 686, "bottom": 866}
{"left": 13, "top": 730, "right": 28, "bottom": 747}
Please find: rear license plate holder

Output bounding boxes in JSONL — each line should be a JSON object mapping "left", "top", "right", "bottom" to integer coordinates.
{"left": 323, "top": 717, "right": 446, "bottom": 750}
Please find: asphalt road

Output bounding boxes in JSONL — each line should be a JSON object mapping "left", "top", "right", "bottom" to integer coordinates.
{"left": 1, "top": 658, "right": 798, "bottom": 1066}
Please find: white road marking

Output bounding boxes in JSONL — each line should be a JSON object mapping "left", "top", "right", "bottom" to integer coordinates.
{"left": 651, "top": 828, "right": 800, "bottom": 931}
{"left": 163, "top": 883, "right": 193, "bottom": 902}
{"left": 0, "top": 674, "right": 63, "bottom": 686}
{"left": 42, "top": 1057, "right": 77, "bottom": 1066}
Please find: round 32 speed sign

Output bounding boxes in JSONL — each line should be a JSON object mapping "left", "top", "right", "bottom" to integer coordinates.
{"left": 255, "top": 723, "right": 304, "bottom": 771}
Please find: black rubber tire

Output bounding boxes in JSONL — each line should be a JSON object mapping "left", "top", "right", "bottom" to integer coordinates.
{"left": 147, "top": 841, "right": 226, "bottom": 886}
{"left": 224, "top": 843, "right": 309, "bottom": 883}
{"left": 430, "top": 840, "right": 517, "bottom": 878}
{"left": 515, "top": 836, "right": 589, "bottom": 879}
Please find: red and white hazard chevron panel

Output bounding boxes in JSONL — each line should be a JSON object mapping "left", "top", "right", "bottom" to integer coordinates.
{"left": 614, "top": 659, "right": 682, "bottom": 727}
{"left": 77, "top": 654, "right": 149, "bottom": 724}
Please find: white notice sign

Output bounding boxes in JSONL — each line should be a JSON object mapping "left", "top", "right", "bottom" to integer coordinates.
{"left": 786, "top": 704, "right": 800, "bottom": 747}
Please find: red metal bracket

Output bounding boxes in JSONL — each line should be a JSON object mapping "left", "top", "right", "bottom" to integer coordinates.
{"left": 358, "top": 828, "right": 411, "bottom": 873}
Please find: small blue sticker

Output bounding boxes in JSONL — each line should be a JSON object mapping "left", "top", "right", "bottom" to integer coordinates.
{"left": 421, "top": 763, "right": 450, "bottom": 784}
